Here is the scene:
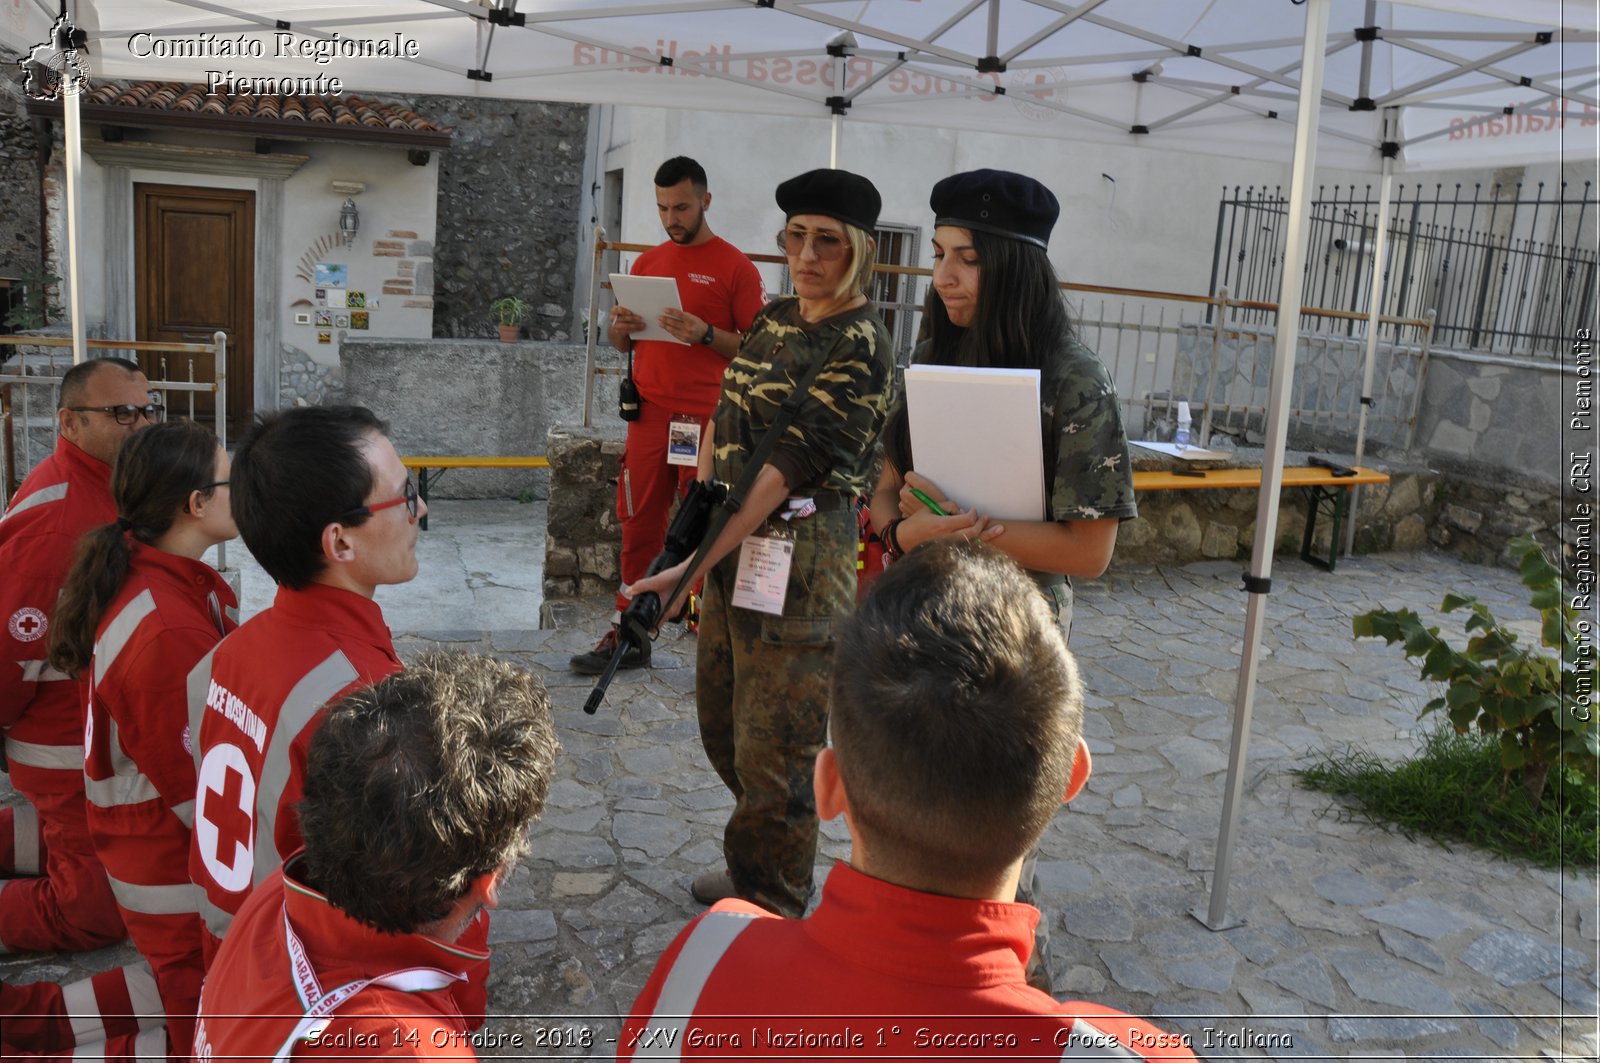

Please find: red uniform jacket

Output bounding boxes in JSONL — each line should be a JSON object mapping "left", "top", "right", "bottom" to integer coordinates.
{"left": 186, "top": 582, "right": 401, "bottom": 953}
{"left": 194, "top": 856, "right": 485, "bottom": 1062}
{"left": 622, "top": 862, "right": 1199, "bottom": 1061}
{"left": 88, "top": 544, "right": 237, "bottom": 915}
{"left": 86, "top": 544, "right": 237, "bottom": 1057}
{"left": 0, "top": 436, "right": 114, "bottom": 749}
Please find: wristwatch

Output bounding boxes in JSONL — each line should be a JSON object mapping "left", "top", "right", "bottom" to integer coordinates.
{"left": 699, "top": 323, "right": 715, "bottom": 346}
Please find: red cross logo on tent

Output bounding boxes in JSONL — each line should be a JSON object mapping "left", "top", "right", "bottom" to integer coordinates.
{"left": 195, "top": 742, "right": 256, "bottom": 894}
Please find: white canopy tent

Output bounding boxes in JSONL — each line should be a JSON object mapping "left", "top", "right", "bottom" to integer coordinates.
{"left": 4, "top": 0, "right": 1594, "bottom": 925}
{"left": 4, "top": 0, "right": 1589, "bottom": 170}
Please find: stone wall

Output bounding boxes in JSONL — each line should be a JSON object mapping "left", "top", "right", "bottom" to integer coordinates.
{"left": 398, "top": 94, "right": 589, "bottom": 342}
{"left": 0, "top": 46, "right": 42, "bottom": 283}
{"left": 338, "top": 337, "right": 622, "bottom": 498}
{"left": 279, "top": 345, "right": 345, "bottom": 408}
{"left": 1410, "top": 351, "right": 1566, "bottom": 489}
{"left": 541, "top": 423, "right": 625, "bottom": 611}
{"left": 1174, "top": 324, "right": 1425, "bottom": 453}
{"left": 1168, "top": 322, "right": 1572, "bottom": 567}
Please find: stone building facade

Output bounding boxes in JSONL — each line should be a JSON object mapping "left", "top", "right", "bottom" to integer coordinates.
{"left": 0, "top": 47, "right": 43, "bottom": 285}
{"left": 405, "top": 95, "right": 589, "bottom": 343}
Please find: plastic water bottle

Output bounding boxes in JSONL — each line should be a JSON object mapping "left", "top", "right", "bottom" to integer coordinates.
{"left": 1174, "top": 400, "right": 1192, "bottom": 452}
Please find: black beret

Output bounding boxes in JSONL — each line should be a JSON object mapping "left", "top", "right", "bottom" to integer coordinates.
{"left": 930, "top": 169, "right": 1059, "bottom": 249}
{"left": 775, "top": 168, "right": 882, "bottom": 232}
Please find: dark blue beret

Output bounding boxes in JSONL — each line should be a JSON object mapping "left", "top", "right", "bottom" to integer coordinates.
{"left": 776, "top": 168, "right": 882, "bottom": 233}
{"left": 930, "top": 169, "right": 1059, "bottom": 249}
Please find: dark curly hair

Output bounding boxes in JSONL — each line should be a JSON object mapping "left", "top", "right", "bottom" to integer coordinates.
{"left": 299, "top": 651, "right": 559, "bottom": 934}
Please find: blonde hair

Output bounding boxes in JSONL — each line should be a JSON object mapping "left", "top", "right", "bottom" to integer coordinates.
{"left": 842, "top": 224, "right": 877, "bottom": 300}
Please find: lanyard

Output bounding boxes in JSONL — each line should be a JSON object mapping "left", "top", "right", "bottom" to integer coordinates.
{"left": 270, "top": 903, "right": 461, "bottom": 1063}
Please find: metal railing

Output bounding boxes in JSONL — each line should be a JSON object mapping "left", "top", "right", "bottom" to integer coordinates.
{"left": 583, "top": 229, "right": 1435, "bottom": 451}
{"left": 1, "top": 332, "right": 230, "bottom": 564}
{"left": 1210, "top": 181, "right": 1595, "bottom": 360}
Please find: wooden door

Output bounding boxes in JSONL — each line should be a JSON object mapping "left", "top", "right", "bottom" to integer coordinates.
{"left": 135, "top": 184, "right": 254, "bottom": 424}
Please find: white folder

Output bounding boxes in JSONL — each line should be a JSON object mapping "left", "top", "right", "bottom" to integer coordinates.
{"left": 903, "top": 365, "right": 1045, "bottom": 522}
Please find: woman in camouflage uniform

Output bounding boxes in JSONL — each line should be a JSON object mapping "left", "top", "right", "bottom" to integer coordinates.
{"left": 627, "top": 169, "right": 893, "bottom": 919}
{"left": 870, "top": 169, "right": 1138, "bottom": 993}
{"left": 873, "top": 168, "right": 1138, "bottom": 633}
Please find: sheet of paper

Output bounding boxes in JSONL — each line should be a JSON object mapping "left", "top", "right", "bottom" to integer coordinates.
{"left": 904, "top": 365, "right": 1045, "bottom": 522}
{"left": 730, "top": 536, "right": 792, "bottom": 615}
{"left": 1131, "top": 441, "right": 1231, "bottom": 461}
{"left": 609, "top": 274, "right": 686, "bottom": 345}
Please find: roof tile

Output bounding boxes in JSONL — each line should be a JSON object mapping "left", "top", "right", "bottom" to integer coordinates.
{"left": 80, "top": 81, "right": 449, "bottom": 137}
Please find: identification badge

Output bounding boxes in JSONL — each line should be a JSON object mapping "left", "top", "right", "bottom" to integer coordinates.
{"left": 667, "top": 415, "right": 702, "bottom": 467}
{"left": 730, "top": 535, "right": 793, "bottom": 615}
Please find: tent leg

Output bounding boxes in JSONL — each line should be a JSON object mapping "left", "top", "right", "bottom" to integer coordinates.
{"left": 63, "top": 62, "right": 85, "bottom": 366}
{"left": 1199, "top": 0, "right": 1331, "bottom": 933}
{"left": 1345, "top": 113, "right": 1398, "bottom": 558}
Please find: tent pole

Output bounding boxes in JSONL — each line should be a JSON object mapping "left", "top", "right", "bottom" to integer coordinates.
{"left": 583, "top": 226, "right": 605, "bottom": 429}
{"left": 1200, "top": 0, "right": 1330, "bottom": 932}
{"left": 830, "top": 112, "right": 841, "bottom": 168}
{"left": 62, "top": 54, "right": 85, "bottom": 366}
{"left": 1344, "top": 110, "right": 1398, "bottom": 558}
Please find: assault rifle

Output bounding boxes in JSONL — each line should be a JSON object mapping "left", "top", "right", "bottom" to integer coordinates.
{"left": 583, "top": 478, "right": 728, "bottom": 714}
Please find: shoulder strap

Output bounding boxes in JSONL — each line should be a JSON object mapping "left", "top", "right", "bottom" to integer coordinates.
{"left": 658, "top": 323, "right": 848, "bottom": 615}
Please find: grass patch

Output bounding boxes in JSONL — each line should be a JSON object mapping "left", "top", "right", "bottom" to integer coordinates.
{"left": 1293, "top": 726, "right": 1599, "bottom": 871}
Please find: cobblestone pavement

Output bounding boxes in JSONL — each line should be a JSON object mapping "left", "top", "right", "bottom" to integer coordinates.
{"left": 4, "top": 520, "right": 1596, "bottom": 1060}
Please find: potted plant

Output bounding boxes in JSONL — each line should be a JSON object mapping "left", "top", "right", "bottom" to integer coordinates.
{"left": 490, "top": 296, "right": 530, "bottom": 343}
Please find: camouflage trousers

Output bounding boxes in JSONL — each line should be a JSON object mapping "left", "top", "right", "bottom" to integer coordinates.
{"left": 695, "top": 507, "right": 856, "bottom": 919}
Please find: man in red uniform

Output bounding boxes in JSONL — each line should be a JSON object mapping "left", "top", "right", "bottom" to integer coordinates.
{"left": 622, "top": 542, "right": 1198, "bottom": 1061}
{"left": 1, "top": 358, "right": 169, "bottom": 1057}
{"left": 194, "top": 651, "right": 559, "bottom": 1061}
{"left": 186, "top": 405, "right": 424, "bottom": 957}
{"left": 570, "top": 156, "right": 766, "bottom": 674}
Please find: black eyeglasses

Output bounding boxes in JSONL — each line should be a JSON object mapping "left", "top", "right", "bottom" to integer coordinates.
{"left": 776, "top": 227, "right": 848, "bottom": 261}
{"left": 340, "top": 476, "right": 419, "bottom": 521}
{"left": 200, "top": 480, "right": 229, "bottom": 491}
{"left": 66, "top": 403, "right": 165, "bottom": 425}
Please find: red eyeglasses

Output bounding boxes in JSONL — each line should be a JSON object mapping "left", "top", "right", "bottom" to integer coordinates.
{"left": 340, "top": 476, "right": 419, "bottom": 521}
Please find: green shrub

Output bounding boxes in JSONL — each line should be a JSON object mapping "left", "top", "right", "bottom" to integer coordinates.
{"left": 1352, "top": 534, "right": 1597, "bottom": 810}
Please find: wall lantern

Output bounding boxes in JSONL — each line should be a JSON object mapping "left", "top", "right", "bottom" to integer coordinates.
{"left": 331, "top": 180, "right": 366, "bottom": 247}
{"left": 338, "top": 198, "right": 360, "bottom": 247}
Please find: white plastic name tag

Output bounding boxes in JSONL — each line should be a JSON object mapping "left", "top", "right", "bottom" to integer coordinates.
{"left": 730, "top": 535, "right": 793, "bottom": 615}
{"left": 666, "top": 415, "right": 701, "bottom": 467}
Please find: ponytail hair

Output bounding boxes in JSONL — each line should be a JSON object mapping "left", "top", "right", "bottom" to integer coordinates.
{"left": 48, "top": 420, "right": 221, "bottom": 678}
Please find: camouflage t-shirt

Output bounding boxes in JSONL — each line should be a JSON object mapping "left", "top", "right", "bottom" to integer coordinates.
{"left": 713, "top": 297, "right": 894, "bottom": 499}
{"left": 1041, "top": 335, "right": 1138, "bottom": 524}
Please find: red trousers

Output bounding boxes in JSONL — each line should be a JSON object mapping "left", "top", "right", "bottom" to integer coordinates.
{"left": 1, "top": 767, "right": 126, "bottom": 952}
{"left": 615, "top": 401, "right": 701, "bottom": 612}
{"left": 112, "top": 910, "right": 203, "bottom": 1061}
{"left": 0, "top": 963, "right": 166, "bottom": 1060}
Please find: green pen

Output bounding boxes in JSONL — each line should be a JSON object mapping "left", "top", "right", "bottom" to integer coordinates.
{"left": 909, "top": 487, "right": 947, "bottom": 516}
